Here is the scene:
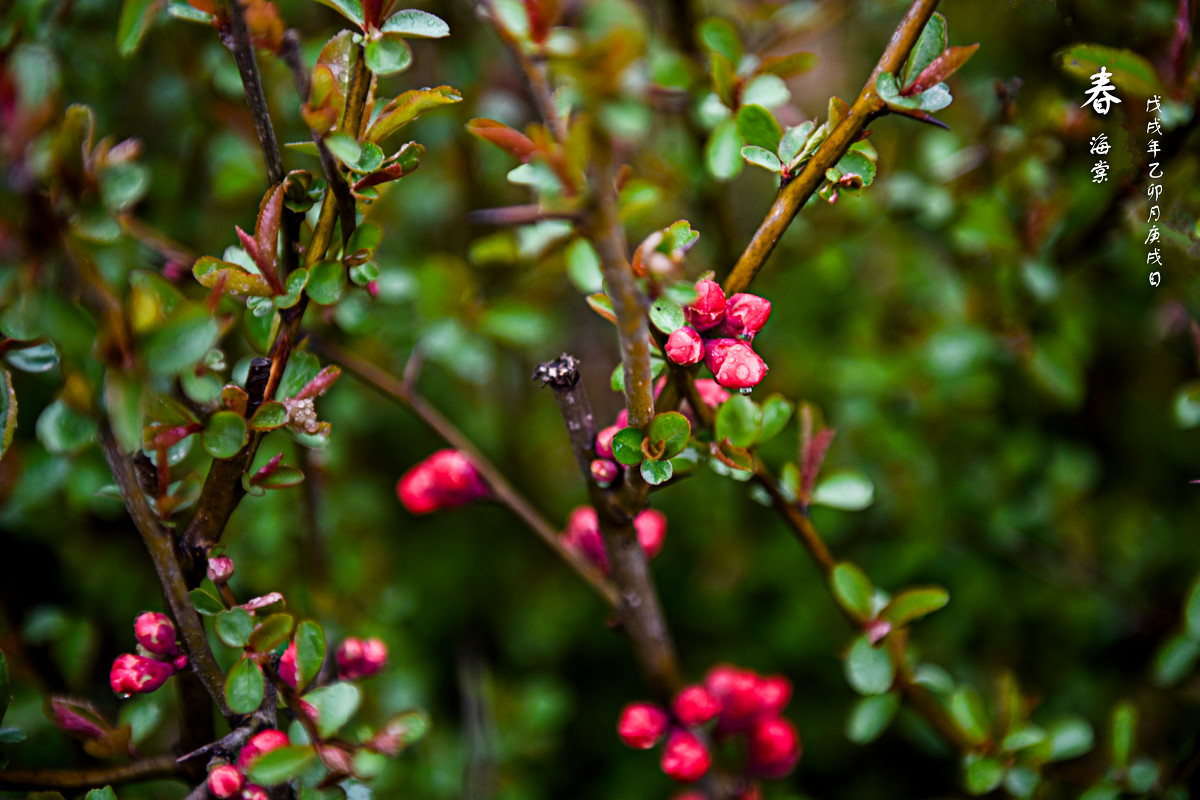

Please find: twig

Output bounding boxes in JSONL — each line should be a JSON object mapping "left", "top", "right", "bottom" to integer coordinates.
{"left": 307, "top": 337, "right": 619, "bottom": 608}
{"left": 479, "top": 0, "right": 567, "bottom": 141}
{"left": 222, "top": 0, "right": 283, "bottom": 186}
{"left": 467, "top": 205, "right": 580, "bottom": 226}
{"left": 0, "top": 755, "right": 183, "bottom": 792}
{"left": 721, "top": 0, "right": 941, "bottom": 296}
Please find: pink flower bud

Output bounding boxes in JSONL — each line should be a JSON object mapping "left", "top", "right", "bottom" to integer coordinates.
{"left": 665, "top": 327, "right": 704, "bottom": 366}
{"left": 684, "top": 280, "right": 726, "bottom": 331}
{"left": 660, "top": 729, "right": 712, "bottom": 782}
{"left": 241, "top": 783, "right": 269, "bottom": 800}
{"left": 706, "top": 340, "right": 767, "bottom": 391}
{"left": 47, "top": 697, "right": 108, "bottom": 740}
{"left": 617, "top": 702, "right": 669, "bottom": 749}
{"left": 738, "top": 784, "right": 763, "bottom": 800}
{"left": 865, "top": 618, "right": 892, "bottom": 645}
{"left": 299, "top": 700, "right": 319, "bottom": 722}
{"left": 207, "top": 556, "right": 235, "bottom": 584}
{"left": 133, "top": 612, "right": 179, "bottom": 657}
{"left": 615, "top": 409, "right": 629, "bottom": 428}
{"left": 560, "top": 506, "right": 609, "bottom": 573}
{"left": 207, "top": 764, "right": 244, "bottom": 799}
{"left": 705, "top": 664, "right": 759, "bottom": 732}
{"left": 237, "top": 729, "right": 290, "bottom": 770}
{"left": 279, "top": 641, "right": 298, "bottom": 689}
{"left": 672, "top": 685, "right": 721, "bottom": 727}
{"left": 591, "top": 458, "right": 619, "bottom": 487}
{"left": 595, "top": 425, "right": 619, "bottom": 459}
{"left": 317, "top": 743, "right": 355, "bottom": 775}
{"left": 397, "top": 450, "right": 489, "bottom": 514}
{"left": 747, "top": 717, "right": 801, "bottom": 778}
{"left": 110, "top": 654, "right": 174, "bottom": 695}
{"left": 717, "top": 293, "right": 772, "bottom": 340}
{"left": 752, "top": 675, "right": 792, "bottom": 718}
{"left": 634, "top": 509, "right": 667, "bottom": 561}
{"left": 336, "top": 637, "right": 388, "bottom": 680}
{"left": 693, "top": 379, "right": 729, "bottom": 409}
{"left": 172, "top": 654, "right": 189, "bottom": 671}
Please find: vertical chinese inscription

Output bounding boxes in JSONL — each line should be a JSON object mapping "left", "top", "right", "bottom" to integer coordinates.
{"left": 1145, "top": 95, "right": 1163, "bottom": 287}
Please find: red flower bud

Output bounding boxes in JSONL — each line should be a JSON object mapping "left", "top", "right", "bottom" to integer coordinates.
{"left": 660, "top": 729, "right": 712, "bottom": 782}
{"left": 336, "top": 637, "right": 388, "bottom": 680}
{"left": 615, "top": 409, "right": 629, "bottom": 428}
{"left": 634, "top": 509, "right": 667, "bottom": 560}
{"left": 705, "top": 664, "right": 759, "bottom": 731}
{"left": 617, "top": 702, "right": 669, "bottom": 749}
{"left": 865, "top": 618, "right": 892, "bottom": 644}
{"left": 241, "top": 783, "right": 269, "bottom": 800}
{"left": 752, "top": 675, "right": 792, "bottom": 718}
{"left": 317, "top": 743, "right": 356, "bottom": 775}
{"left": 560, "top": 506, "right": 609, "bottom": 573}
{"left": 279, "top": 641, "right": 298, "bottom": 689}
{"left": 684, "top": 280, "right": 726, "bottom": 331}
{"left": 665, "top": 327, "right": 704, "bottom": 366}
{"left": 110, "top": 653, "right": 174, "bottom": 695}
{"left": 717, "top": 293, "right": 772, "bottom": 340}
{"left": 207, "top": 556, "right": 235, "bottom": 584}
{"left": 595, "top": 425, "right": 619, "bottom": 459}
{"left": 672, "top": 685, "right": 721, "bottom": 727}
{"left": 694, "top": 379, "right": 730, "bottom": 409}
{"left": 747, "top": 716, "right": 801, "bottom": 778}
{"left": 591, "top": 458, "right": 620, "bottom": 487}
{"left": 397, "top": 449, "right": 489, "bottom": 514}
{"left": 47, "top": 697, "right": 108, "bottom": 740}
{"left": 207, "top": 764, "right": 244, "bottom": 799}
{"left": 133, "top": 612, "right": 179, "bottom": 657}
{"left": 705, "top": 340, "right": 767, "bottom": 391}
{"left": 172, "top": 654, "right": 189, "bottom": 671}
{"left": 237, "top": 729, "right": 290, "bottom": 770}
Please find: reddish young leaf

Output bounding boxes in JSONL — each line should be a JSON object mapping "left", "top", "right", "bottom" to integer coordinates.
{"left": 800, "top": 427, "right": 836, "bottom": 504}
{"left": 466, "top": 119, "right": 537, "bottom": 162}
{"left": 522, "top": 0, "right": 561, "bottom": 44}
{"left": 254, "top": 183, "right": 286, "bottom": 291}
{"left": 902, "top": 44, "right": 979, "bottom": 96}
{"left": 353, "top": 159, "right": 419, "bottom": 191}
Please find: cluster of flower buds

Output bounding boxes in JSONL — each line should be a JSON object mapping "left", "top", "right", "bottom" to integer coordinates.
{"left": 109, "top": 612, "right": 189, "bottom": 696}
{"left": 206, "top": 729, "right": 290, "bottom": 799}
{"left": 396, "top": 449, "right": 489, "bottom": 514}
{"left": 279, "top": 636, "right": 388, "bottom": 692}
{"left": 558, "top": 506, "right": 666, "bottom": 573}
{"left": 667, "top": 280, "right": 772, "bottom": 392}
{"left": 617, "top": 664, "right": 800, "bottom": 785}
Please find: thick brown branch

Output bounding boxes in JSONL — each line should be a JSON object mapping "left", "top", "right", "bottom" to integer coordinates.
{"left": 0, "top": 754, "right": 183, "bottom": 792}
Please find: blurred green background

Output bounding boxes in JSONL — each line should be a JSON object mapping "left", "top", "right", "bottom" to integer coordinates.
{"left": 3, "top": 0, "right": 1200, "bottom": 797}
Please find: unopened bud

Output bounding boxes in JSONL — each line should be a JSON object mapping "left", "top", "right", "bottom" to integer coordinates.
{"left": 207, "top": 556, "right": 235, "bottom": 584}
{"left": 591, "top": 458, "right": 619, "bottom": 487}
{"left": 665, "top": 327, "right": 704, "bottom": 366}
{"left": 336, "top": 637, "right": 388, "bottom": 680}
{"left": 206, "top": 764, "right": 244, "bottom": 799}
{"left": 595, "top": 425, "right": 619, "bottom": 459}
{"left": 237, "top": 729, "right": 290, "bottom": 770}
{"left": 717, "top": 293, "right": 772, "bottom": 340}
{"left": 279, "top": 641, "right": 298, "bottom": 689}
{"left": 617, "top": 702, "right": 669, "bottom": 749}
{"left": 133, "top": 612, "right": 179, "bottom": 657}
{"left": 672, "top": 685, "right": 721, "bottom": 727}
{"left": 660, "top": 729, "right": 712, "bottom": 782}
{"left": 397, "top": 450, "right": 489, "bottom": 514}
{"left": 241, "top": 783, "right": 269, "bottom": 800}
{"left": 705, "top": 339, "right": 767, "bottom": 391}
{"left": 110, "top": 653, "right": 174, "bottom": 695}
{"left": 684, "top": 280, "right": 726, "bottom": 331}
{"left": 747, "top": 717, "right": 801, "bottom": 778}
{"left": 634, "top": 509, "right": 667, "bottom": 560}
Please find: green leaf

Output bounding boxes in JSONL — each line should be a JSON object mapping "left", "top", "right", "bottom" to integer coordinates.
{"left": 881, "top": 587, "right": 950, "bottom": 627}
{"left": 916, "top": 83, "right": 953, "bottom": 113}
{"left": 741, "top": 145, "right": 782, "bottom": 173}
{"left": 696, "top": 17, "right": 741, "bottom": 65}
{"left": 845, "top": 693, "right": 899, "bottom": 744}
{"left": 224, "top": 657, "right": 264, "bottom": 715}
{"left": 306, "top": 681, "right": 361, "bottom": 738}
{"left": 365, "top": 86, "right": 463, "bottom": 144}
{"left": 715, "top": 395, "right": 762, "bottom": 448}
{"left": 612, "top": 427, "right": 645, "bottom": 466}
{"left": 1078, "top": 785, "right": 1120, "bottom": 800}
{"left": 1111, "top": 701, "right": 1136, "bottom": 770}
{"left": 659, "top": 221, "right": 699, "bottom": 258}
{"left": 254, "top": 465, "right": 305, "bottom": 490}
{"left": 247, "top": 745, "right": 317, "bottom": 786}
{"left": 1045, "top": 715, "right": 1095, "bottom": 762}
{"left": 778, "top": 121, "right": 814, "bottom": 165}
{"left": 736, "top": 104, "right": 783, "bottom": 151}
{"left": 1184, "top": 574, "right": 1200, "bottom": 639}
{"left": 566, "top": 239, "right": 603, "bottom": 293}
{"left": 844, "top": 635, "right": 894, "bottom": 696}
{"left": 1003, "top": 767, "right": 1040, "bottom": 798}
{"left": 143, "top": 309, "right": 219, "bottom": 376}
{"left": 0, "top": 726, "right": 27, "bottom": 743}
{"left": 876, "top": 72, "right": 920, "bottom": 111}
{"left": 294, "top": 621, "right": 326, "bottom": 690}
{"left": 84, "top": 787, "right": 116, "bottom": 800}
{"left": 36, "top": 399, "right": 97, "bottom": 455}
{"left": 833, "top": 150, "right": 877, "bottom": 187}
{"left": 1002, "top": 724, "right": 1046, "bottom": 752}
{"left": 0, "top": 650, "right": 9, "bottom": 722}
{"left": 312, "top": 0, "right": 364, "bottom": 26}
{"left": 167, "top": 1, "right": 211, "bottom": 23}
{"left": 812, "top": 471, "right": 875, "bottom": 510}
{"left": 705, "top": 118, "right": 743, "bottom": 181}
{"left": 248, "top": 613, "right": 295, "bottom": 653}
{"left": 192, "top": 257, "right": 273, "bottom": 297}
{"left": 757, "top": 394, "right": 793, "bottom": 443}
{"left": 646, "top": 412, "right": 691, "bottom": 460}
{"left": 1056, "top": 43, "right": 1167, "bottom": 98}
{"left": 742, "top": 74, "right": 789, "bottom": 108}
{"left": 117, "top": 0, "right": 157, "bottom": 57}
{"left": 325, "top": 133, "right": 361, "bottom": 166}
{"left": 202, "top": 411, "right": 247, "bottom": 459}
{"left": 5, "top": 341, "right": 59, "bottom": 373}
{"left": 345, "top": 222, "right": 383, "bottom": 266}
{"left": 101, "top": 163, "right": 149, "bottom": 211}
{"left": 963, "top": 754, "right": 1005, "bottom": 795}
{"left": 381, "top": 8, "right": 449, "bottom": 37}
{"left": 216, "top": 607, "right": 255, "bottom": 648}
{"left": 273, "top": 268, "right": 308, "bottom": 309}
{"left": 949, "top": 686, "right": 990, "bottom": 746}
{"left": 365, "top": 33, "right": 413, "bottom": 76}
{"left": 104, "top": 371, "right": 144, "bottom": 453}
{"left": 0, "top": 369, "right": 15, "bottom": 461}
{"left": 640, "top": 458, "right": 673, "bottom": 485}
{"left": 649, "top": 297, "right": 685, "bottom": 334}
{"left": 348, "top": 142, "right": 384, "bottom": 174}
{"left": 1153, "top": 633, "right": 1200, "bottom": 686}
{"left": 190, "top": 588, "right": 225, "bottom": 616}
{"left": 902, "top": 11, "right": 947, "bottom": 86}
{"left": 349, "top": 262, "right": 379, "bottom": 285}
{"left": 760, "top": 51, "right": 817, "bottom": 78}
{"left": 830, "top": 562, "right": 874, "bottom": 621}
{"left": 248, "top": 401, "right": 288, "bottom": 431}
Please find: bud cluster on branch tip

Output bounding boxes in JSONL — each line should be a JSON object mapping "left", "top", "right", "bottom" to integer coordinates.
{"left": 671, "top": 280, "right": 772, "bottom": 392}
{"left": 617, "top": 665, "right": 800, "bottom": 785}
{"left": 207, "top": 731, "right": 286, "bottom": 800}
{"left": 558, "top": 506, "right": 667, "bottom": 574}
{"left": 396, "top": 449, "right": 489, "bottom": 514}
{"left": 336, "top": 637, "right": 388, "bottom": 680}
{"left": 110, "top": 612, "right": 188, "bottom": 696}
{"left": 207, "top": 555, "right": 235, "bottom": 584}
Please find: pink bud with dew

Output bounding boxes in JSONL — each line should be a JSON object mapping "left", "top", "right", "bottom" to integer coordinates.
{"left": 694, "top": 379, "right": 730, "bottom": 409}
{"left": 752, "top": 675, "right": 792, "bottom": 718}
{"left": 397, "top": 449, "right": 489, "bottom": 515}
{"left": 665, "top": 327, "right": 705, "bottom": 366}
{"left": 207, "top": 556, "right": 235, "bottom": 584}
{"left": 237, "top": 729, "right": 290, "bottom": 770}
{"left": 207, "top": 764, "right": 244, "bottom": 799}
{"left": 617, "top": 702, "right": 669, "bottom": 749}
{"left": 133, "top": 612, "right": 179, "bottom": 657}
{"left": 241, "top": 784, "right": 269, "bottom": 800}
{"left": 279, "top": 641, "right": 298, "bottom": 689}
{"left": 591, "top": 458, "right": 619, "bottom": 487}
{"left": 560, "top": 506, "right": 609, "bottom": 573}
{"left": 634, "top": 509, "right": 667, "bottom": 560}
{"left": 672, "top": 685, "right": 721, "bottom": 727}
{"left": 684, "top": 280, "right": 726, "bottom": 331}
{"left": 717, "top": 293, "right": 772, "bottom": 340}
{"left": 110, "top": 653, "right": 175, "bottom": 695}
{"left": 595, "top": 425, "right": 619, "bottom": 459}
{"left": 660, "top": 729, "right": 712, "bottom": 782}
{"left": 336, "top": 637, "right": 388, "bottom": 680}
{"left": 747, "top": 716, "right": 802, "bottom": 778}
{"left": 706, "top": 340, "right": 767, "bottom": 391}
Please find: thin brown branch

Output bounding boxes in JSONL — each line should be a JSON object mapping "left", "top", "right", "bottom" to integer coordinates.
{"left": 721, "top": 0, "right": 941, "bottom": 296}
{"left": 222, "top": 0, "right": 283, "bottom": 186}
{"left": 468, "top": 205, "right": 580, "bottom": 226}
{"left": 0, "top": 754, "right": 183, "bottom": 792}
{"left": 752, "top": 464, "right": 835, "bottom": 575}
{"left": 480, "top": 0, "right": 567, "bottom": 141}
{"left": 307, "top": 337, "right": 619, "bottom": 608}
